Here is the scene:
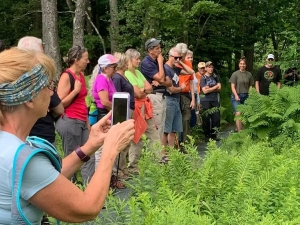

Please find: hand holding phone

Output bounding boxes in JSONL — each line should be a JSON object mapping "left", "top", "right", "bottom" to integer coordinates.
{"left": 111, "top": 92, "right": 130, "bottom": 125}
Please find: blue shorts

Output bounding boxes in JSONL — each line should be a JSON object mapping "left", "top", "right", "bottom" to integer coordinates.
{"left": 164, "top": 97, "right": 183, "bottom": 133}
{"left": 231, "top": 93, "right": 249, "bottom": 113}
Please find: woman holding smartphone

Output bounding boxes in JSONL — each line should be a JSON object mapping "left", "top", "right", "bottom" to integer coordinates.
{"left": 125, "top": 48, "right": 160, "bottom": 174}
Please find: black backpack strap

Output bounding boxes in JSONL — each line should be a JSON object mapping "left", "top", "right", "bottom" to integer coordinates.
{"left": 62, "top": 70, "right": 79, "bottom": 104}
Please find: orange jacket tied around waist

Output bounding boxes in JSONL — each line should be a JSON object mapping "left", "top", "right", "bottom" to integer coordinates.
{"left": 133, "top": 97, "right": 154, "bottom": 143}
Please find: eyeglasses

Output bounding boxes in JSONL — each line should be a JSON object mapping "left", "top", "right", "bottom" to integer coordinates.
{"left": 47, "top": 80, "right": 57, "bottom": 92}
{"left": 107, "top": 64, "right": 118, "bottom": 69}
{"left": 198, "top": 67, "right": 205, "bottom": 69}
{"left": 170, "top": 55, "right": 182, "bottom": 60}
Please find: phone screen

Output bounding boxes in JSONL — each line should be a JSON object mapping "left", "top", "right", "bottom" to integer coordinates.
{"left": 112, "top": 97, "right": 128, "bottom": 125}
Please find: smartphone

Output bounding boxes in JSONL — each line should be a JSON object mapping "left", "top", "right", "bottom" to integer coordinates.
{"left": 111, "top": 92, "right": 130, "bottom": 125}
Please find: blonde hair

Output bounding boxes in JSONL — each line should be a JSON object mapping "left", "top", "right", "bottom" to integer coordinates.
{"left": 113, "top": 52, "right": 128, "bottom": 71}
{"left": 89, "top": 64, "right": 99, "bottom": 96}
{"left": 0, "top": 48, "right": 56, "bottom": 124}
{"left": 17, "top": 36, "right": 43, "bottom": 53}
{"left": 125, "top": 49, "right": 140, "bottom": 74}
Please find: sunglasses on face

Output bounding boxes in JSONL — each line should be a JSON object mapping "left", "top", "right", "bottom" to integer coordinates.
{"left": 107, "top": 64, "right": 118, "bottom": 69}
{"left": 170, "top": 55, "right": 182, "bottom": 60}
{"left": 198, "top": 67, "right": 205, "bottom": 69}
{"left": 47, "top": 80, "right": 57, "bottom": 92}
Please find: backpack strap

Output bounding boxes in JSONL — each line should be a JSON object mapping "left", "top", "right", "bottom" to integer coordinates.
{"left": 11, "top": 136, "right": 61, "bottom": 225}
{"left": 62, "top": 70, "right": 79, "bottom": 104}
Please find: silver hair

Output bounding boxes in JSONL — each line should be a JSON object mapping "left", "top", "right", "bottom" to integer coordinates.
{"left": 168, "top": 47, "right": 181, "bottom": 56}
{"left": 175, "top": 43, "right": 188, "bottom": 54}
{"left": 17, "top": 36, "right": 43, "bottom": 53}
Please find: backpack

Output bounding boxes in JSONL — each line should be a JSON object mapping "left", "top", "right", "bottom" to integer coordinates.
{"left": 11, "top": 136, "right": 61, "bottom": 225}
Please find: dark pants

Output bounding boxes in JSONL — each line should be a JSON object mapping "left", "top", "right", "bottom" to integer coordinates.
{"left": 201, "top": 101, "right": 220, "bottom": 138}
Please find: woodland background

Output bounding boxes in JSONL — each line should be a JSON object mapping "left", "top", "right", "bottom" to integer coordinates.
{"left": 1, "top": 0, "right": 300, "bottom": 77}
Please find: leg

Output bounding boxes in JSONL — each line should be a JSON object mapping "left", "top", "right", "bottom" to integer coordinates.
{"left": 147, "top": 94, "right": 166, "bottom": 141}
{"left": 200, "top": 101, "right": 211, "bottom": 141}
{"left": 80, "top": 123, "right": 95, "bottom": 184}
{"left": 235, "top": 111, "right": 242, "bottom": 132}
{"left": 167, "top": 132, "right": 176, "bottom": 147}
{"left": 181, "top": 95, "right": 191, "bottom": 143}
{"left": 210, "top": 101, "right": 221, "bottom": 138}
{"left": 55, "top": 116, "right": 81, "bottom": 182}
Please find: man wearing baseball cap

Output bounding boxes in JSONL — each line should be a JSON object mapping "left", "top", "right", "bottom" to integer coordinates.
{"left": 141, "top": 38, "right": 172, "bottom": 143}
{"left": 255, "top": 54, "right": 281, "bottom": 95}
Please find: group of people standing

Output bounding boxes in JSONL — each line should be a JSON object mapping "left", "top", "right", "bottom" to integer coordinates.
{"left": 230, "top": 53, "right": 282, "bottom": 132}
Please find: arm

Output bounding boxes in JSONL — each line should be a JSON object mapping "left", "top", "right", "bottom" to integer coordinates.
{"left": 152, "top": 54, "right": 172, "bottom": 87}
{"left": 255, "top": 81, "right": 260, "bottom": 93}
{"left": 133, "top": 85, "right": 147, "bottom": 98}
{"left": 29, "top": 113, "right": 135, "bottom": 222}
{"left": 177, "top": 61, "right": 195, "bottom": 75}
{"left": 57, "top": 73, "right": 81, "bottom": 108}
{"left": 50, "top": 102, "right": 64, "bottom": 118}
{"left": 98, "top": 91, "right": 112, "bottom": 110}
{"left": 189, "top": 81, "right": 195, "bottom": 109}
{"left": 202, "top": 84, "right": 220, "bottom": 94}
{"left": 144, "top": 80, "right": 153, "bottom": 94}
{"left": 231, "top": 83, "right": 240, "bottom": 101}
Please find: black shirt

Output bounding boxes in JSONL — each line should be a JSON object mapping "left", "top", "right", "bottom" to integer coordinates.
{"left": 164, "top": 64, "right": 181, "bottom": 98}
{"left": 256, "top": 66, "right": 282, "bottom": 95}
{"left": 29, "top": 92, "right": 61, "bottom": 143}
{"left": 200, "top": 74, "right": 220, "bottom": 102}
{"left": 112, "top": 73, "right": 135, "bottom": 110}
{"left": 284, "top": 68, "right": 300, "bottom": 86}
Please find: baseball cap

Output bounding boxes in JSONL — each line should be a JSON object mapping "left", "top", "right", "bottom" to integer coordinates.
{"left": 145, "top": 38, "right": 161, "bottom": 51}
{"left": 198, "top": 62, "right": 205, "bottom": 68}
{"left": 205, "top": 61, "right": 213, "bottom": 67}
{"left": 98, "top": 54, "right": 119, "bottom": 68}
{"left": 267, "top": 54, "right": 275, "bottom": 60}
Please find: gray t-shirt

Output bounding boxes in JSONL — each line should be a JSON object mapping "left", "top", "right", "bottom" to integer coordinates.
{"left": 229, "top": 70, "right": 254, "bottom": 94}
{"left": 0, "top": 131, "right": 59, "bottom": 224}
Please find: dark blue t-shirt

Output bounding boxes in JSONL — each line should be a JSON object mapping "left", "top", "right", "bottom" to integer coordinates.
{"left": 200, "top": 74, "right": 220, "bottom": 102}
{"left": 164, "top": 64, "right": 181, "bottom": 98}
{"left": 141, "top": 55, "right": 166, "bottom": 93}
{"left": 112, "top": 73, "right": 135, "bottom": 110}
{"left": 29, "top": 92, "right": 61, "bottom": 143}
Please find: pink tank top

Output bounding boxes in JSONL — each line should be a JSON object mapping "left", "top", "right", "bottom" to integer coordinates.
{"left": 64, "top": 69, "right": 88, "bottom": 121}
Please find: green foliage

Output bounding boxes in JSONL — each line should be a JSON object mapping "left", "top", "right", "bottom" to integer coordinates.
{"left": 235, "top": 84, "right": 300, "bottom": 141}
{"left": 95, "top": 131, "right": 300, "bottom": 224}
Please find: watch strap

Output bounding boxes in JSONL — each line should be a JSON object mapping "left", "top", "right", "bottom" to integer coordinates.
{"left": 75, "top": 147, "right": 90, "bottom": 162}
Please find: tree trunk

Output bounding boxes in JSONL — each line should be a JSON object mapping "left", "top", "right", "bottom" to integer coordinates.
{"left": 244, "top": 44, "right": 254, "bottom": 74}
{"left": 73, "top": 0, "right": 87, "bottom": 47}
{"left": 86, "top": 0, "right": 93, "bottom": 34}
{"left": 41, "top": 0, "right": 62, "bottom": 79}
{"left": 109, "top": 0, "right": 119, "bottom": 52}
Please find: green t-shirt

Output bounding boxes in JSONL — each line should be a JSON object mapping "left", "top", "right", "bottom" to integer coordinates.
{"left": 125, "top": 69, "right": 146, "bottom": 88}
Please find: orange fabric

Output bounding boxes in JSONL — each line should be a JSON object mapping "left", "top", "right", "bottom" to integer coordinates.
{"left": 178, "top": 60, "right": 193, "bottom": 93}
{"left": 133, "top": 97, "right": 153, "bottom": 143}
{"left": 195, "top": 72, "right": 202, "bottom": 93}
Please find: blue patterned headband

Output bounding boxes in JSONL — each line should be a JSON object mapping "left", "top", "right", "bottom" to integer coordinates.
{"left": 0, "top": 64, "right": 49, "bottom": 106}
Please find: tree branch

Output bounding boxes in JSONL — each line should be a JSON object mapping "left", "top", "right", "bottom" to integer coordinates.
{"left": 13, "top": 10, "right": 74, "bottom": 20}
{"left": 85, "top": 11, "right": 106, "bottom": 54}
